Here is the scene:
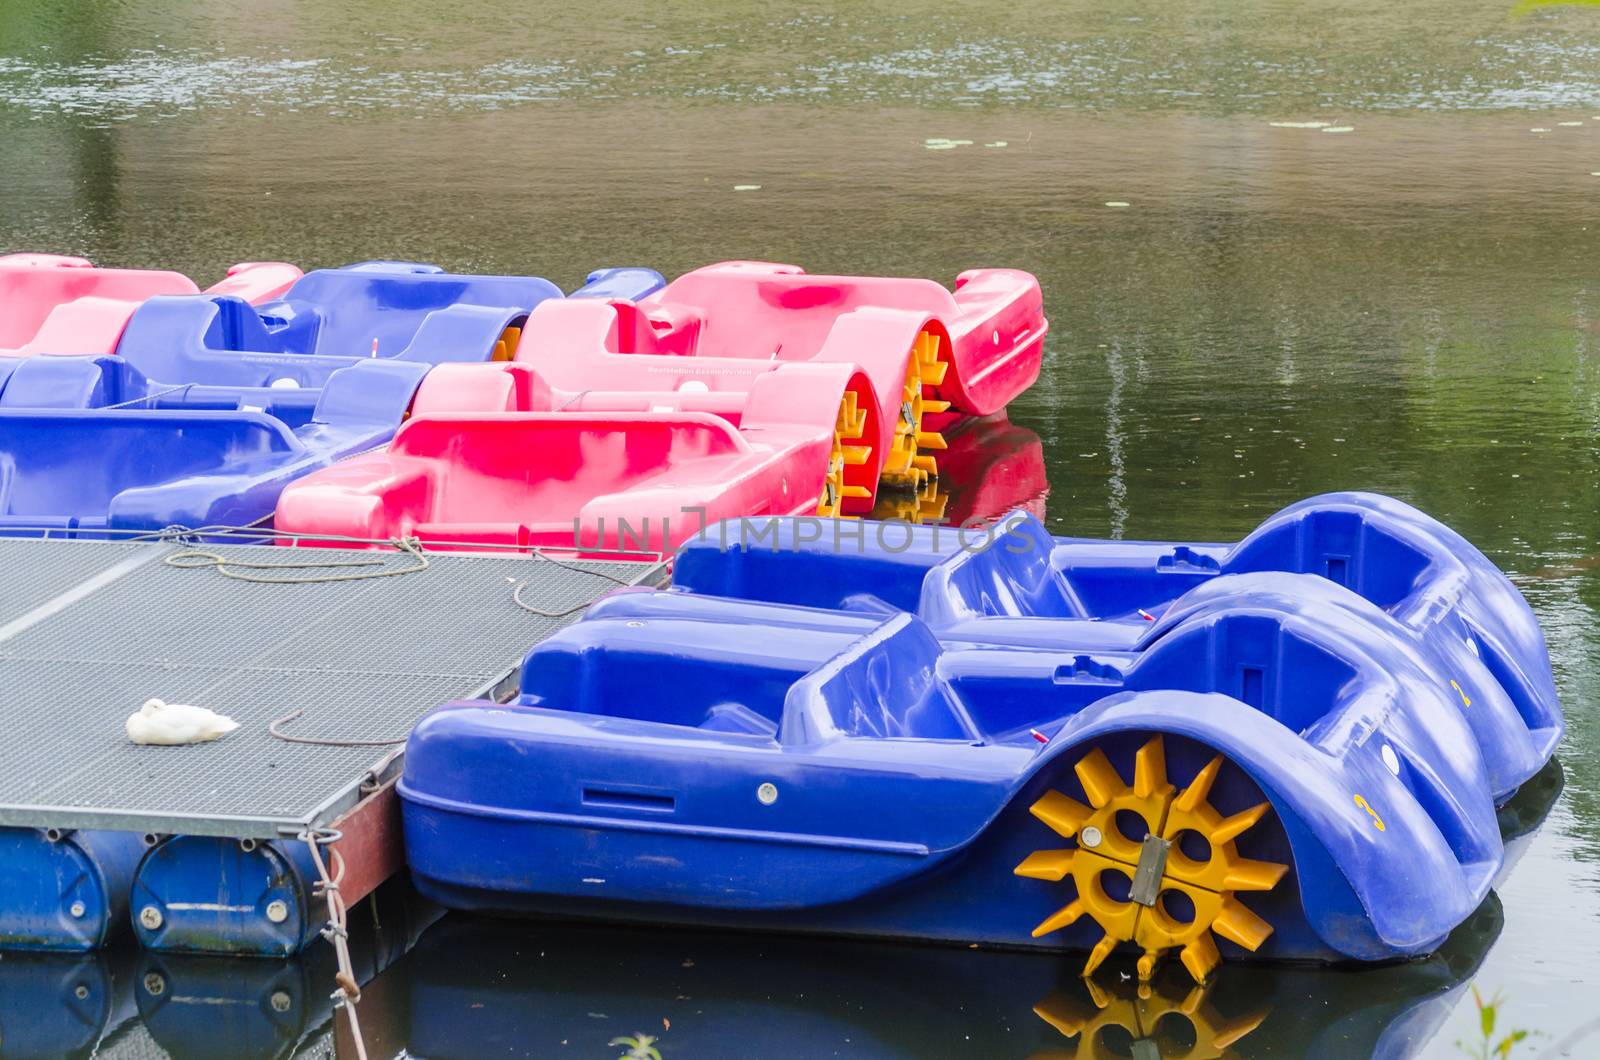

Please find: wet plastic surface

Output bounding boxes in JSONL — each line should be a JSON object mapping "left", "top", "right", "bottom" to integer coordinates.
{"left": 401, "top": 493, "right": 1562, "bottom": 969}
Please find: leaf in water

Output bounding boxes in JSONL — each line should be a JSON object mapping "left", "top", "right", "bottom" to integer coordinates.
{"left": 1105, "top": 201, "right": 1131, "bottom": 208}
{"left": 1496, "top": 1029, "right": 1528, "bottom": 1057}
{"left": 733, "top": 184, "right": 761, "bottom": 191}
{"left": 1269, "top": 121, "right": 1331, "bottom": 128}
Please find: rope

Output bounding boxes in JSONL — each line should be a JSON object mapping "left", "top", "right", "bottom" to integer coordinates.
{"left": 269, "top": 708, "right": 409, "bottom": 747}
{"left": 300, "top": 828, "right": 368, "bottom": 1060}
{"left": 100, "top": 384, "right": 190, "bottom": 410}
{"left": 6, "top": 520, "right": 665, "bottom": 565}
{"left": 514, "top": 578, "right": 611, "bottom": 618}
{"left": 33, "top": 520, "right": 658, "bottom": 616}
{"left": 511, "top": 555, "right": 644, "bottom": 617}
{"left": 163, "top": 537, "right": 429, "bottom": 584}
{"left": 552, "top": 389, "right": 590, "bottom": 412}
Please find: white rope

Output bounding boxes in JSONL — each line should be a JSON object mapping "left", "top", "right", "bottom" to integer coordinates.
{"left": 163, "top": 536, "right": 430, "bottom": 584}
{"left": 9, "top": 520, "right": 664, "bottom": 569}
{"left": 99, "top": 384, "right": 191, "bottom": 410}
{"left": 300, "top": 827, "right": 368, "bottom": 1060}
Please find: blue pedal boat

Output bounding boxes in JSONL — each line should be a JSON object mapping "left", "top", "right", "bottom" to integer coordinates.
{"left": 0, "top": 261, "right": 665, "bottom": 537}
{"left": 0, "top": 360, "right": 421, "bottom": 537}
{"left": 399, "top": 493, "right": 1563, "bottom": 982}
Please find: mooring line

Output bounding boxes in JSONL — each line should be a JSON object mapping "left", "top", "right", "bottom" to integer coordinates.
{"left": 300, "top": 827, "right": 368, "bottom": 1060}
{"left": 163, "top": 536, "right": 430, "bottom": 584}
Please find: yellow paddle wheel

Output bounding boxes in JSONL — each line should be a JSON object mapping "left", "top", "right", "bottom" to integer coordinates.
{"left": 816, "top": 386, "right": 875, "bottom": 517}
{"left": 1014, "top": 738, "right": 1290, "bottom": 984}
{"left": 878, "top": 328, "right": 950, "bottom": 492}
{"left": 490, "top": 324, "right": 523, "bottom": 361}
{"left": 868, "top": 479, "right": 949, "bottom": 524}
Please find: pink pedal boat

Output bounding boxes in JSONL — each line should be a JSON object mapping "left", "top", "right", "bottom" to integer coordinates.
{"left": 0, "top": 254, "right": 300, "bottom": 358}
{"left": 274, "top": 360, "right": 852, "bottom": 555}
{"left": 274, "top": 261, "right": 1047, "bottom": 554}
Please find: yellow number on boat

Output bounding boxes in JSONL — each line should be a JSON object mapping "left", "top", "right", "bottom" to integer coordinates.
{"left": 1353, "top": 793, "right": 1386, "bottom": 832}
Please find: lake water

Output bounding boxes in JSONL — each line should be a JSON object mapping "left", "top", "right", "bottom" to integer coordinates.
{"left": 1, "top": 1, "right": 1597, "bottom": 1055}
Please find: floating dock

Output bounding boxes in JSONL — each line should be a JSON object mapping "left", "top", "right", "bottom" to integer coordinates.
{"left": 0, "top": 534, "right": 663, "bottom": 957}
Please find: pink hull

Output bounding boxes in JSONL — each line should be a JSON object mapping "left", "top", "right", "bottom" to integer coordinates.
{"left": 274, "top": 261, "right": 1048, "bottom": 556}
{"left": 0, "top": 254, "right": 301, "bottom": 358}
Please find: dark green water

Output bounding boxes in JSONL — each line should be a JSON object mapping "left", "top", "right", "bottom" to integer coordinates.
{"left": 2, "top": 1, "right": 1597, "bottom": 1055}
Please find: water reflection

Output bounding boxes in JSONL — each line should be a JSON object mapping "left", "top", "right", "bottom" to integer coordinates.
{"left": 367, "top": 890, "right": 1503, "bottom": 1060}
{"left": 1496, "top": 756, "right": 1566, "bottom": 884}
{"left": 0, "top": 892, "right": 1505, "bottom": 1060}
{"left": 873, "top": 414, "right": 1048, "bottom": 526}
{"left": 0, "top": 949, "right": 133, "bottom": 1059}
{"left": 0, "top": 766, "right": 1555, "bottom": 1059}
{"left": 0, "top": 882, "right": 439, "bottom": 1060}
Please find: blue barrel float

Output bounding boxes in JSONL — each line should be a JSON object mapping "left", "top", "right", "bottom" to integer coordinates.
{"left": 129, "top": 837, "right": 325, "bottom": 956}
{"left": 399, "top": 492, "right": 1563, "bottom": 981}
{"left": 0, "top": 828, "right": 145, "bottom": 951}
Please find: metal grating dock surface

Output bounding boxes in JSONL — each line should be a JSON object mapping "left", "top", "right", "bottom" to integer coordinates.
{"left": 0, "top": 539, "right": 663, "bottom": 838}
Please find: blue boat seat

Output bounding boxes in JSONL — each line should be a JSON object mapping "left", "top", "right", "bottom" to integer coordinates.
{"left": 516, "top": 615, "right": 868, "bottom": 732}
{"left": 0, "top": 359, "right": 421, "bottom": 535}
{"left": 670, "top": 493, "right": 1561, "bottom": 805}
{"left": 116, "top": 261, "right": 663, "bottom": 374}
{"left": 922, "top": 515, "right": 1079, "bottom": 622}
{"left": 779, "top": 614, "right": 978, "bottom": 745}
{"left": 0, "top": 354, "right": 342, "bottom": 427}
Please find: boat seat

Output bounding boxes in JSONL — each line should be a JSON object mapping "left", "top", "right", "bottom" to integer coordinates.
{"left": 1224, "top": 506, "right": 1432, "bottom": 610}
{"left": 921, "top": 514, "right": 1081, "bottom": 622}
{"left": 779, "top": 614, "right": 977, "bottom": 745}
{"left": 516, "top": 616, "right": 865, "bottom": 730}
{"left": 0, "top": 256, "right": 198, "bottom": 357}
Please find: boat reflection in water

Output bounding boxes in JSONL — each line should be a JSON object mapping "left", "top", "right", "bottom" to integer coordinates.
{"left": 1494, "top": 755, "right": 1565, "bottom": 887}
{"left": 871, "top": 413, "right": 1048, "bottom": 527}
{"left": 1, "top": 873, "right": 1496, "bottom": 1060}
{"left": 390, "top": 888, "right": 1504, "bottom": 1059}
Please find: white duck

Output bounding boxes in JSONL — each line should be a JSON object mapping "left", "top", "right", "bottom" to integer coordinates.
{"left": 125, "top": 699, "right": 240, "bottom": 745}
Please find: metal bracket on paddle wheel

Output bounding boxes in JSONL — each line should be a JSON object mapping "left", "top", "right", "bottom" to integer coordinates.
{"left": 1130, "top": 834, "right": 1171, "bottom": 907}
